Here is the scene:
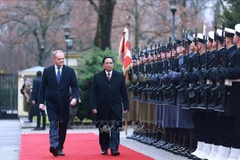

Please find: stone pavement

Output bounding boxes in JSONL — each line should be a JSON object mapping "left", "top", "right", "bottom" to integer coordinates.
{"left": 1, "top": 118, "right": 190, "bottom": 160}
{"left": 0, "top": 119, "right": 21, "bottom": 160}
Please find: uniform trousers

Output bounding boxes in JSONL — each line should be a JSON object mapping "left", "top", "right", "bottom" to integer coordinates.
{"left": 232, "top": 116, "right": 240, "bottom": 148}
{"left": 191, "top": 110, "right": 209, "bottom": 143}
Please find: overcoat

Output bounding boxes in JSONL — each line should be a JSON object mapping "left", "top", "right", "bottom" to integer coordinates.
{"left": 31, "top": 76, "right": 41, "bottom": 103}
{"left": 90, "top": 70, "right": 129, "bottom": 127}
{"left": 38, "top": 65, "right": 79, "bottom": 122}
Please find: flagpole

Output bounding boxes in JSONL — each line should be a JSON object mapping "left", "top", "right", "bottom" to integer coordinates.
{"left": 125, "top": 15, "right": 130, "bottom": 137}
{"left": 125, "top": 15, "right": 131, "bottom": 77}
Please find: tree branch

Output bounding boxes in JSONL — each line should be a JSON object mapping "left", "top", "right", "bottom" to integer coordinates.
{"left": 88, "top": 0, "right": 99, "bottom": 14}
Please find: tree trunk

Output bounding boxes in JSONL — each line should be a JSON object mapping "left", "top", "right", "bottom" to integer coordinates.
{"left": 93, "top": 0, "right": 116, "bottom": 50}
{"left": 134, "top": 0, "right": 140, "bottom": 48}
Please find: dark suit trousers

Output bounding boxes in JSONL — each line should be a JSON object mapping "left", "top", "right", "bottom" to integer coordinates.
{"left": 99, "top": 108, "right": 120, "bottom": 151}
{"left": 67, "top": 105, "right": 78, "bottom": 127}
{"left": 49, "top": 120, "right": 67, "bottom": 150}
{"left": 36, "top": 108, "right": 46, "bottom": 128}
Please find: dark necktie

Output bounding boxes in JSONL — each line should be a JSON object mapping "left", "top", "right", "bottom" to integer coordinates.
{"left": 57, "top": 68, "right": 61, "bottom": 83}
{"left": 107, "top": 72, "right": 111, "bottom": 81}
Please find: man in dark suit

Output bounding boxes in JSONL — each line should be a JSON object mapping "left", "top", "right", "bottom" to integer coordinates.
{"left": 38, "top": 50, "right": 80, "bottom": 157}
{"left": 90, "top": 56, "right": 129, "bottom": 156}
{"left": 31, "top": 70, "right": 46, "bottom": 130}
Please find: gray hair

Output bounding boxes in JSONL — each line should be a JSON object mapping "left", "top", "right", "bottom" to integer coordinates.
{"left": 53, "top": 50, "right": 65, "bottom": 58}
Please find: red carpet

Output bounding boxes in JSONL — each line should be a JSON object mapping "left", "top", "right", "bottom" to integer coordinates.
{"left": 20, "top": 133, "right": 153, "bottom": 160}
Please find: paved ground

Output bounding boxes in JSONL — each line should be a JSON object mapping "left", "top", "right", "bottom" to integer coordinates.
{"left": 0, "top": 120, "right": 21, "bottom": 160}
{"left": 0, "top": 117, "right": 190, "bottom": 160}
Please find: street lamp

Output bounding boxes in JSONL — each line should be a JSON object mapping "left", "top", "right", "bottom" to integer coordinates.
{"left": 40, "top": 39, "right": 45, "bottom": 66}
{"left": 63, "top": 24, "right": 71, "bottom": 65}
{"left": 170, "top": 0, "right": 177, "bottom": 41}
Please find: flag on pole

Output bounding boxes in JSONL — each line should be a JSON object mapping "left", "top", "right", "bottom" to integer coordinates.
{"left": 118, "top": 27, "right": 132, "bottom": 76}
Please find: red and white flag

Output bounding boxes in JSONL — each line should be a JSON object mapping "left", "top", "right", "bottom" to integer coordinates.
{"left": 118, "top": 27, "right": 132, "bottom": 76}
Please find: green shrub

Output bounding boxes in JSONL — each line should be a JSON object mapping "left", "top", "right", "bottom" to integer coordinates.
{"left": 75, "top": 47, "right": 122, "bottom": 120}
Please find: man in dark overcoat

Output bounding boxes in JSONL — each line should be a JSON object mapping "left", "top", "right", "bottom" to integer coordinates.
{"left": 31, "top": 70, "right": 46, "bottom": 130}
{"left": 90, "top": 56, "right": 129, "bottom": 156}
{"left": 38, "top": 50, "right": 80, "bottom": 156}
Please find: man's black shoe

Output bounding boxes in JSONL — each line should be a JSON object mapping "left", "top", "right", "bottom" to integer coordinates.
{"left": 49, "top": 146, "right": 58, "bottom": 156}
{"left": 101, "top": 150, "right": 108, "bottom": 155}
{"left": 111, "top": 150, "right": 120, "bottom": 156}
{"left": 58, "top": 150, "right": 65, "bottom": 156}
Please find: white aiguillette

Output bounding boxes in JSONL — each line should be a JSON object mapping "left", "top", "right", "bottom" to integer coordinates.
{"left": 225, "top": 79, "right": 240, "bottom": 86}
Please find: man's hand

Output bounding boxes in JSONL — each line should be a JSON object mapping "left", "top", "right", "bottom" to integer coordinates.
{"left": 39, "top": 104, "right": 45, "bottom": 110}
{"left": 92, "top": 109, "right": 97, "bottom": 114}
{"left": 123, "top": 110, "right": 128, "bottom": 114}
{"left": 70, "top": 98, "right": 77, "bottom": 106}
{"left": 32, "top": 100, "right": 36, "bottom": 105}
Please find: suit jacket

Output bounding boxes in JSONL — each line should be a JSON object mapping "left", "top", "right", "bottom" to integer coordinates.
{"left": 90, "top": 69, "right": 129, "bottom": 127}
{"left": 39, "top": 65, "right": 79, "bottom": 121}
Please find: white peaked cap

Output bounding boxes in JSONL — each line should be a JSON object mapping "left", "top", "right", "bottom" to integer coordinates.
{"left": 225, "top": 27, "right": 235, "bottom": 37}
{"left": 197, "top": 33, "right": 204, "bottom": 39}
{"left": 225, "top": 27, "right": 235, "bottom": 34}
{"left": 197, "top": 33, "right": 205, "bottom": 43}
{"left": 235, "top": 24, "right": 240, "bottom": 37}
{"left": 208, "top": 31, "right": 214, "bottom": 40}
{"left": 217, "top": 29, "right": 223, "bottom": 37}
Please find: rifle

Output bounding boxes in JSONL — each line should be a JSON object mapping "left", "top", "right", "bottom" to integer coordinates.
{"left": 177, "top": 30, "right": 188, "bottom": 92}
{"left": 187, "top": 29, "right": 201, "bottom": 109}
{"left": 181, "top": 30, "right": 197, "bottom": 109}
{"left": 151, "top": 42, "right": 161, "bottom": 102}
{"left": 214, "top": 24, "right": 219, "bottom": 67}
{"left": 215, "top": 22, "right": 226, "bottom": 112}
{"left": 163, "top": 44, "right": 169, "bottom": 73}
{"left": 193, "top": 26, "right": 208, "bottom": 108}
{"left": 208, "top": 25, "right": 220, "bottom": 109}
{"left": 134, "top": 45, "right": 145, "bottom": 100}
{"left": 199, "top": 26, "right": 211, "bottom": 109}
{"left": 165, "top": 36, "right": 179, "bottom": 105}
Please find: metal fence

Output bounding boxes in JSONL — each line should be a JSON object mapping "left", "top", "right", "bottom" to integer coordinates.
{"left": 0, "top": 74, "right": 18, "bottom": 119}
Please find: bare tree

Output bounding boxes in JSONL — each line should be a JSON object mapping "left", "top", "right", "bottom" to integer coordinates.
{"left": 0, "top": 0, "right": 72, "bottom": 72}
{"left": 89, "top": 0, "right": 116, "bottom": 50}
{"left": 112, "top": 0, "right": 214, "bottom": 49}
{"left": 0, "top": 0, "right": 217, "bottom": 74}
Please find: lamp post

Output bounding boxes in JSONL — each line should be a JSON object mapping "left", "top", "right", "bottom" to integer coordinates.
{"left": 40, "top": 39, "right": 45, "bottom": 66}
{"left": 170, "top": 0, "right": 177, "bottom": 41}
{"left": 63, "top": 24, "right": 71, "bottom": 66}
